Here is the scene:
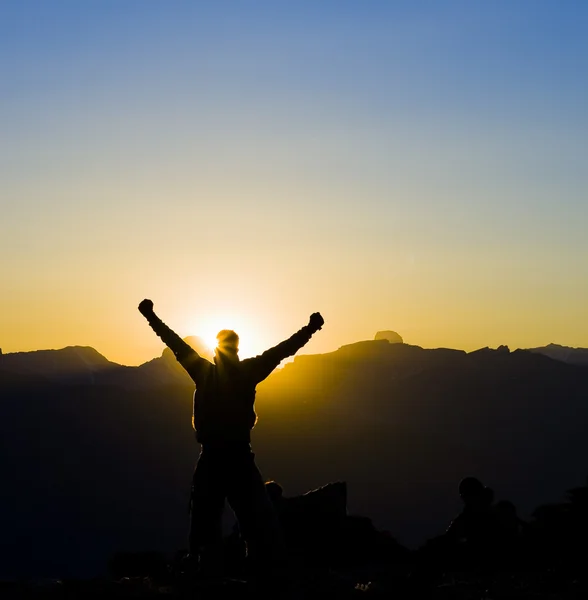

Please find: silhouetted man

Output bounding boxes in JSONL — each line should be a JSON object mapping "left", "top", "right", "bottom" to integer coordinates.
{"left": 413, "top": 477, "right": 496, "bottom": 584}
{"left": 445, "top": 477, "right": 495, "bottom": 547}
{"left": 138, "top": 299, "right": 324, "bottom": 577}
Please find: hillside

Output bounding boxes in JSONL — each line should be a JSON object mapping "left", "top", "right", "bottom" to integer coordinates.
{"left": 1, "top": 338, "right": 588, "bottom": 578}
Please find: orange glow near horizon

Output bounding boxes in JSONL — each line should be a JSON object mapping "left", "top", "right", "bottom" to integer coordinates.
{"left": 4, "top": 284, "right": 588, "bottom": 369}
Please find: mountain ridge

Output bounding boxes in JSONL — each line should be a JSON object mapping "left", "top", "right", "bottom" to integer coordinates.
{"left": 2, "top": 334, "right": 588, "bottom": 578}
{"left": 3, "top": 337, "right": 588, "bottom": 383}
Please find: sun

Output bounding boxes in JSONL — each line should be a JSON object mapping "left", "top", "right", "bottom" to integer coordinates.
{"left": 202, "top": 328, "right": 220, "bottom": 356}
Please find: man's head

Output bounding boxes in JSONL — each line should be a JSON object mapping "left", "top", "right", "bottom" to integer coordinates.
{"left": 458, "top": 477, "right": 486, "bottom": 505}
{"left": 265, "top": 481, "right": 284, "bottom": 505}
{"left": 215, "top": 329, "right": 239, "bottom": 362}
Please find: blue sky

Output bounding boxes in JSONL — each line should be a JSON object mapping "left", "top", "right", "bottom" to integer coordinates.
{"left": 1, "top": 1, "right": 587, "bottom": 363}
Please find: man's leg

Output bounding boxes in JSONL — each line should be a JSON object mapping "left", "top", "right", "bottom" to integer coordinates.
{"left": 226, "top": 450, "right": 287, "bottom": 575}
{"left": 189, "top": 451, "right": 226, "bottom": 574}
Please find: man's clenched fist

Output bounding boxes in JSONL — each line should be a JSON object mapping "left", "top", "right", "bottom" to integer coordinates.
{"left": 138, "top": 299, "right": 154, "bottom": 316}
{"left": 308, "top": 312, "right": 324, "bottom": 332}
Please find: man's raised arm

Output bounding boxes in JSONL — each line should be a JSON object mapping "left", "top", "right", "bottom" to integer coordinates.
{"left": 138, "top": 299, "right": 202, "bottom": 372}
{"left": 250, "top": 312, "right": 324, "bottom": 383}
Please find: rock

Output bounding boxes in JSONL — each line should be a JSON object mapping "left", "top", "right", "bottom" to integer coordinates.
{"left": 374, "top": 331, "right": 403, "bottom": 344}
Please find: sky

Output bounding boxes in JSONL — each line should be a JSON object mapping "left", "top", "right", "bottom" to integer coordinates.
{"left": 1, "top": 0, "right": 587, "bottom": 366}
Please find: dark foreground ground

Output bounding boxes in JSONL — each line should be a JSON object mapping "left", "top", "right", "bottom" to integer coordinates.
{"left": 4, "top": 565, "right": 588, "bottom": 599}
{"left": 5, "top": 475, "right": 588, "bottom": 598}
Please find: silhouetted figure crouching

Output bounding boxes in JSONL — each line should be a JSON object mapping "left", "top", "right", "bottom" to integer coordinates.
{"left": 415, "top": 477, "right": 496, "bottom": 582}
{"left": 445, "top": 477, "right": 495, "bottom": 553}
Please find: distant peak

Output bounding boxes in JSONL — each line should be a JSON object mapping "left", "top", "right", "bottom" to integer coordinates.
{"left": 374, "top": 331, "right": 403, "bottom": 344}
{"left": 3, "top": 345, "right": 110, "bottom": 362}
{"left": 469, "top": 345, "right": 510, "bottom": 356}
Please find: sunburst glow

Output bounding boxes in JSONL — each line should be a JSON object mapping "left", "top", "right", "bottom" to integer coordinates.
{"left": 194, "top": 314, "right": 261, "bottom": 359}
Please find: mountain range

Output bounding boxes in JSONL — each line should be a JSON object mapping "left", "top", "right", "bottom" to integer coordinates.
{"left": 1, "top": 334, "right": 588, "bottom": 579}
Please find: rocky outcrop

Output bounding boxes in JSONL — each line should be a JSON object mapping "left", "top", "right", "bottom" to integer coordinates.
{"left": 374, "top": 331, "right": 403, "bottom": 344}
